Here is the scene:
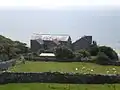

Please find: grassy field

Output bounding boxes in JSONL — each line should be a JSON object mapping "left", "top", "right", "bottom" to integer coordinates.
{"left": 6, "top": 61, "right": 120, "bottom": 90}
{"left": 9, "top": 61, "right": 120, "bottom": 74}
{"left": 0, "top": 83, "right": 120, "bottom": 90}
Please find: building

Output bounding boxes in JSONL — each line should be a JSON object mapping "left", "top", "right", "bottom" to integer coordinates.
{"left": 72, "top": 36, "right": 92, "bottom": 51}
{"left": 30, "top": 34, "right": 72, "bottom": 52}
{"left": 30, "top": 34, "right": 92, "bottom": 53}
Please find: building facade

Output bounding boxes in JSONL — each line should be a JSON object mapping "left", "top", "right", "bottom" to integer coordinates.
{"left": 31, "top": 34, "right": 92, "bottom": 53}
{"left": 72, "top": 36, "right": 92, "bottom": 51}
{"left": 31, "top": 34, "right": 72, "bottom": 52}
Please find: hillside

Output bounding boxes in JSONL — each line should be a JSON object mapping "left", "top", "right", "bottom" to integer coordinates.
{"left": 0, "top": 35, "right": 29, "bottom": 61}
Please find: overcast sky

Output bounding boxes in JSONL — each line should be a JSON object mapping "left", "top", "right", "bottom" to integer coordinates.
{"left": 0, "top": 0, "right": 119, "bottom": 8}
{"left": 0, "top": 0, "right": 120, "bottom": 49}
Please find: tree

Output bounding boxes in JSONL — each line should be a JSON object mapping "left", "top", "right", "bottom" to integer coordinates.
{"left": 0, "top": 35, "right": 29, "bottom": 61}
{"left": 94, "top": 46, "right": 119, "bottom": 65}
{"left": 78, "top": 49, "right": 90, "bottom": 58}
{"left": 1, "top": 43, "right": 18, "bottom": 60}
{"left": 89, "top": 41, "right": 99, "bottom": 56}
{"left": 54, "top": 46, "right": 75, "bottom": 59}
{"left": 0, "top": 44, "right": 5, "bottom": 54}
{"left": 0, "top": 44, "right": 9, "bottom": 61}
{"left": 95, "top": 52, "right": 111, "bottom": 65}
{"left": 99, "top": 46, "right": 118, "bottom": 61}
{"left": 14, "top": 41, "right": 29, "bottom": 54}
{"left": 74, "top": 52, "right": 83, "bottom": 60}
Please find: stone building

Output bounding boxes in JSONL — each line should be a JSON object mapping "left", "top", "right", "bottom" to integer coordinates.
{"left": 72, "top": 36, "right": 92, "bottom": 51}
{"left": 30, "top": 34, "right": 92, "bottom": 53}
{"left": 30, "top": 34, "right": 72, "bottom": 52}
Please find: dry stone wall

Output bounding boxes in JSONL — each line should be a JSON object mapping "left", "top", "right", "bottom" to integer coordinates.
{"left": 0, "top": 72, "right": 120, "bottom": 84}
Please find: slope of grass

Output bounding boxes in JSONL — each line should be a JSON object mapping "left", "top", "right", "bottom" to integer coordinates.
{"left": 0, "top": 83, "right": 119, "bottom": 90}
{"left": 9, "top": 61, "right": 120, "bottom": 74}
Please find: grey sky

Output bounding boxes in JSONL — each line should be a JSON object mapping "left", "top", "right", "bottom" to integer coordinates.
{"left": 0, "top": 7, "right": 120, "bottom": 49}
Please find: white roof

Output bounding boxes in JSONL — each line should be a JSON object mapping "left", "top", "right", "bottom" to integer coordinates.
{"left": 40, "top": 53, "right": 55, "bottom": 57}
{"left": 32, "top": 34, "right": 70, "bottom": 41}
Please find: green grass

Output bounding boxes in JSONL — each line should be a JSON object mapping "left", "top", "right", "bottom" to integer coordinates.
{"left": 9, "top": 61, "right": 120, "bottom": 74}
{"left": 0, "top": 83, "right": 120, "bottom": 90}
{"left": 6, "top": 61, "right": 120, "bottom": 90}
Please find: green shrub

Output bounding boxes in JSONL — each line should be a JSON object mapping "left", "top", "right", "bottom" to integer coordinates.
{"left": 95, "top": 52, "right": 111, "bottom": 65}
{"left": 74, "top": 53, "right": 83, "bottom": 60}
{"left": 54, "top": 46, "right": 75, "bottom": 59}
{"left": 89, "top": 46, "right": 99, "bottom": 56}
{"left": 0, "top": 54, "right": 9, "bottom": 61}
{"left": 88, "top": 41, "right": 99, "bottom": 56}
{"left": 78, "top": 50, "right": 90, "bottom": 58}
{"left": 74, "top": 50, "right": 90, "bottom": 60}
{"left": 99, "top": 46, "right": 118, "bottom": 61}
{"left": 32, "top": 52, "right": 38, "bottom": 56}
{"left": 89, "top": 44, "right": 118, "bottom": 62}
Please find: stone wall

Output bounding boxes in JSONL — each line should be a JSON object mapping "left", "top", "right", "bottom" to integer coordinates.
{"left": 0, "top": 72, "right": 120, "bottom": 84}
{"left": 0, "top": 60, "right": 16, "bottom": 71}
{"left": 24, "top": 56, "right": 82, "bottom": 62}
{"left": 24, "top": 56, "right": 120, "bottom": 66}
